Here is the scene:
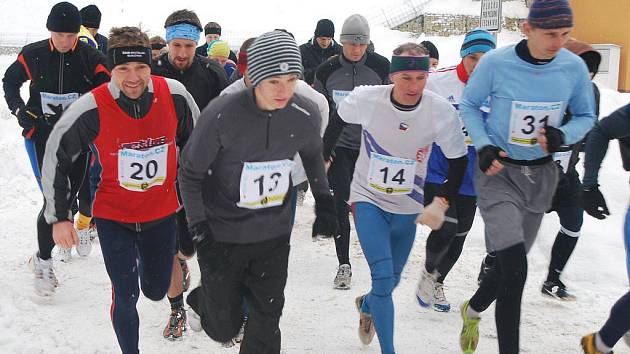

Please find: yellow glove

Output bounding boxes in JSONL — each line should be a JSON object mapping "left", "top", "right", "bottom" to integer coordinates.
{"left": 416, "top": 197, "right": 449, "bottom": 230}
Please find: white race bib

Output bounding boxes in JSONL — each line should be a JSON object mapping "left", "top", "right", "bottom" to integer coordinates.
{"left": 237, "top": 159, "right": 294, "bottom": 210}
{"left": 367, "top": 153, "right": 416, "bottom": 195}
{"left": 508, "top": 101, "right": 563, "bottom": 146}
{"left": 462, "top": 125, "right": 473, "bottom": 146}
{"left": 118, "top": 144, "right": 168, "bottom": 192}
{"left": 40, "top": 92, "right": 79, "bottom": 114}
{"left": 332, "top": 90, "right": 350, "bottom": 108}
{"left": 553, "top": 151, "right": 572, "bottom": 172}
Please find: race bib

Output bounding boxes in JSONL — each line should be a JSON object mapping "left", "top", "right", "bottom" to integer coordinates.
{"left": 367, "top": 153, "right": 416, "bottom": 195}
{"left": 332, "top": 90, "right": 350, "bottom": 108}
{"left": 118, "top": 144, "right": 168, "bottom": 192}
{"left": 237, "top": 159, "right": 294, "bottom": 209}
{"left": 508, "top": 101, "right": 563, "bottom": 146}
{"left": 40, "top": 92, "right": 79, "bottom": 114}
{"left": 462, "top": 125, "right": 473, "bottom": 146}
{"left": 553, "top": 151, "right": 572, "bottom": 172}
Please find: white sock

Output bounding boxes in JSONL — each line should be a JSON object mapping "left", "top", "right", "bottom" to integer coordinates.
{"left": 595, "top": 333, "right": 613, "bottom": 353}
{"left": 466, "top": 303, "right": 480, "bottom": 319}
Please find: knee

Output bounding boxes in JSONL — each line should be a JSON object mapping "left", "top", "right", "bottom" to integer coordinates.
{"left": 427, "top": 221, "right": 458, "bottom": 251}
{"left": 113, "top": 286, "right": 140, "bottom": 307}
{"left": 141, "top": 280, "right": 169, "bottom": 301}
{"left": 370, "top": 260, "right": 395, "bottom": 297}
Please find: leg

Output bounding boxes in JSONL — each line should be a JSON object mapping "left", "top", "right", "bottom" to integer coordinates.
{"left": 167, "top": 256, "right": 184, "bottom": 299}
{"left": 23, "top": 137, "right": 42, "bottom": 191}
{"left": 328, "top": 147, "right": 358, "bottom": 267}
{"left": 94, "top": 218, "right": 141, "bottom": 354}
{"left": 136, "top": 215, "right": 177, "bottom": 301}
{"left": 76, "top": 151, "right": 92, "bottom": 218}
{"left": 547, "top": 206, "right": 583, "bottom": 282}
{"left": 625, "top": 206, "right": 630, "bottom": 284}
{"left": 353, "top": 202, "right": 396, "bottom": 354}
{"left": 437, "top": 194, "right": 477, "bottom": 283}
{"left": 240, "top": 236, "right": 290, "bottom": 354}
{"left": 423, "top": 183, "right": 459, "bottom": 275}
{"left": 599, "top": 291, "right": 630, "bottom": 348}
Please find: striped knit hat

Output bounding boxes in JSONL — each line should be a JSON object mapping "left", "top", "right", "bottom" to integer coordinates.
{"left": 247, "top": 31, "right": 303, "bottom": 86}
{"left": 527, "top": 0, "right": 573, "bottom": 29}
{"left": 460, "top": 28, "right": 496, "bottom": 58}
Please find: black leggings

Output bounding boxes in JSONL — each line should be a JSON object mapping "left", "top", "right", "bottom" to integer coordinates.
{"left": 327, "top": 147, "right": 359, "bottom": 266}
{"left": 423, "top": 183, "right": 477, "bottom": 283}
{"left": 469, "top": 243, "right": 528, "bottom": 354}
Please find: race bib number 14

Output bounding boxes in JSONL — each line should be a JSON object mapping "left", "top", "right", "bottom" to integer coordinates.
{"left": 509, "top": 101, "right": 563, "bottom": 146}
{"left": 367, "top": 153, "right": 416, "bottom": 195}
{"left": 237, "top": 159, "right": 294, "bottom": 210}
{"left": 118, "top": 144, "right": 168, "bottom": 192}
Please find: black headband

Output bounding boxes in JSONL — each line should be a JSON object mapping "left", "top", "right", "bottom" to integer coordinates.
{"left": 108, "top": 46, "right": 152, "bottom": 68}
{"left": 205, "top": 27, "right": 221, "bottom": 36}
{"left": 151, "top": 43, "right": 166, "bottom": 50}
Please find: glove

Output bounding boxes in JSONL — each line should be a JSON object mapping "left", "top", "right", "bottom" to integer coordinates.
{"left": 543, "top": 126, "right": 565, "bottom": 153}
{"left": 15, "top": 107, "right": 43, "bottom": 130}
{"left": 312, "top": 194, "right": 339, "bottom": 238}
{"left": 478, "top": 145, "right": 502, "bottom": 173}
{"left": 188, "top": 221, "right": 213, "bottom": 251}
{"left": 581, "top": 185, "right": 610, "bottom": 220}
{"left": 416, "top": 197, "right": 449, "bottom": 230}
{"left": 45, "top": 103, "right": 64, "bottom": 126}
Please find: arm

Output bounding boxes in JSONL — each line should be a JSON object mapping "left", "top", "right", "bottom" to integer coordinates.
{"left": 460, "top": 55, "right": 495, "bottom": 150}
{"left": 167, "top": 79, "right": 201, "bottom": 146}
{"left": 2, "top": 53, "right": 29, "bottom": 114}
{"left": 86, "top": 47, "right": 111, "bottom": 87}
{"left": 434, "top": 103, "right": 469, "bottom": 201}
{"left": 559, "top": 63, "right": 596, "bottom": 145}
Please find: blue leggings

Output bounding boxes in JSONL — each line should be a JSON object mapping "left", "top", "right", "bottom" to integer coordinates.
{"left": 625, "top": 205, "right": 630, "bottom": 284}
{"left": 24, "top": 138, "right": 42, "bottom": 191}
{"left": 95, "top": 215, "right": 176, "bottom": 354}
{"left": 352, "top": 202, "right": 418, "bottom": 354}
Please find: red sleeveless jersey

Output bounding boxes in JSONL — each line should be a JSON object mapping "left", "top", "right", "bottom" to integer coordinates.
{"left": 91, "top": 76, "right": 179, "bottom": 223}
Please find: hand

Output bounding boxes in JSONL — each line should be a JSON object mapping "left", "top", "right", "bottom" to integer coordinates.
{"left": 52, "top": 220, "right": 79, "bottom": 250}
{"left": 312, "top": 194, "right": 338, "bottom": 238}
{"left": 324, "top": 159, "right": 332, "bottom": 172}
{"left": 16, "top": 107, "right": 43, "bottom": 130}
{"left": 189, "top": 221, "right": 212, "bottom": 250}
{"left": 45, "top": 103, "right": 64, "bottom": 126}
{"left": 416, "top": 197, "right": 449, "bottom": 230}
{"left": 581, "top": 185, "right": 610, "bottom": 219}
{"left": 539, "top": 126, "right": 565, "bottom": 153}
{"left": 478, "top": 145, "right": 507, "bottom": 176}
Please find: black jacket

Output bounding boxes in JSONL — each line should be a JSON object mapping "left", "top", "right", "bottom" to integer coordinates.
{"left": 152, "top": 53, "right": 228, "bottom": 110}
{"left": 2, "top": 38, "right": 110, "bottom": 140}
{"left": 95, "top": 33, "right": 108, "bottom": 55}
{"left": 299, "top": 38, "right": 341, "bottom": 85}
{"left": 178, "top": 88, "right": 331, "bottom": 244}
{"left": 195, "top": 43, "right": 238, "bottom": 63}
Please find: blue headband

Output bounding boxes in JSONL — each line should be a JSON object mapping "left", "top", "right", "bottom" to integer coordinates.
{"left": 165, "top": 23, "right": 201, "bottom": 43}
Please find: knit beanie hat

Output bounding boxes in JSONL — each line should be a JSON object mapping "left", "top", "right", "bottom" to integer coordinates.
{"left": 47, "top": 2, "right": 82, "bottom": 33}
{"left": 340, "top": 14, "right": 370, "bottom": 45}
{"left": 421, "top": 41, "right": 439, "bottom": 60}
{"left": 207, "top": 40, "right": 230, "bottom": 58}
{"left": 80, "top": 5, "right": 101, "bottom": 29}
{"left": 460, "top": 28, "right": 496, "bottom": 58}
{"left": 247, "top": 30, "right": 303, "bottom": 86}
{"left": 527, "top": 0, "right": 573, "bottom": 29}
{"left": 314, "top": 19, "right": 335, "bottom": 38}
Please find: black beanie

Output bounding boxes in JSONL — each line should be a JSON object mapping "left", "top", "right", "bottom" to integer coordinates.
{"left": 314, "top": 19, "right": 335, "bottom": 38}
{"left": 80, "top": 5, "right": 101, "bottom": 29}
{"left": 47, "top": 2, "right": 82, "bottom": 33}
{"left": 421, "top": 40, "right": 439, "bottom": 60}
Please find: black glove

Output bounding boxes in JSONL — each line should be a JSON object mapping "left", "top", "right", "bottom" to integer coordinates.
{"left": 312, "top": 194, "right": 339, "bottom": 238}
{"left": 188, "top": 221, "right": 213, "bottom": 250}
{"left": 45, "top": 103, "right": 64, "bottom": 126}
{"left": 477, "top": 145, "right": 502, "bottom": 173}
{"left": 581, "top": 185, "right": 610, "bottom": 220}
{"left": 543, "top": 126, "right": 565, "bottom": 153}
{"left": 15, "top": 107, "right": 43, "bottom": 130}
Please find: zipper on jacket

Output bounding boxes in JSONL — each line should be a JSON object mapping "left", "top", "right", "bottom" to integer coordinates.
{"left": 352, "top": 64, "right": 357, "bottom": 87}
{"left": 58, "top": 52, "right": 64, "bottom": 93}
{"left": 133, "top": 102, "right": 140, "bottom": 118}
{"left": 266, "top": 113, "right": 272, "bottom": 150}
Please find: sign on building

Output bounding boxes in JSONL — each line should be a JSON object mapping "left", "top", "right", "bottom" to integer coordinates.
{"left": 480, "top": 0, "right": 502, "bottom": 32}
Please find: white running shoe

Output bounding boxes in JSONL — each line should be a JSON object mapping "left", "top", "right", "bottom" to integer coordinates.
{"left": 76, "top": 228, "right": 92, "bottom": 257}
{"left": 624, "top": 330, "right": 630, "bottom": 348}
{"left": 416, "top": 269, "right": 438, "bottom": 308}
{"left": 432, "top": 282, "right": 451, "bottom": 312}
{"left": 333, "top": 264, "right": 352, "bottom": 290}
{"left": 296, "top": 190, "right": 306, "bottom": 206}
{"left": 234, "top": 316, "right": 247, "bottom": 343}
{"left": 28, "top": 252, "right": 57, "bottom": 296}
{"left": 187, "top": 307, "right": 202, "bottom": 332}
{"left": 56, "top": 246, "right": 72, "bottom": 263}
{"left": 88, "top": 224, "right": 98, "bottom": 243}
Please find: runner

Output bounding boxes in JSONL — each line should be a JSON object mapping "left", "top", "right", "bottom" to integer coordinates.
{"left": 79, "top": 5, "right": 107, "bottom": 54}
{"left": 196, "top": 21, "right": 238, "bottom": 63}
{"left": 179, "top": 30, "right": 337, "bottom": 352}
{"left": 415, "top": 28, "right": 496, "bottom": 313}
{"left": 299, "top": 19, "right": 341, "bottom": 85}
{"left": 317, "top": 13, "right": 390, "bottom": 290}
{"left": 457, "top": 1, "right": 596, "bottom": 353}
{"left": 327, "top": 42, "right": 467, "bottom": 354}
{"left": 41, "top": 26, "right": 199, "bottom": 353}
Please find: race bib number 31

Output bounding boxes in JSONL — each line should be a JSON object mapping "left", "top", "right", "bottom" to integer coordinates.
{"left": 508, "top": 101, "right": 563, "bottom": 146}
{"left": 367, "top": 153, "right": 416, "bottom": 195}
{"left": 237, "top": 159, "right": 294, "bottom": 210}
{"left": 118, "top": 144, "right": 168, "bottom": 191}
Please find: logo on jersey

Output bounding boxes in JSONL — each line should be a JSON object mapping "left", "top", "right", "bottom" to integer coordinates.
{"left": 447, "top": 95, "right": 456, "bottom": 103}
{"left": 399, "top": 122, "right": 409, "bottom": 132}
{"left": 119, "top": 136, "right": 167, "bottom": 150}
{"left": 415, "top": 145, "right": 430, "bottom": 163}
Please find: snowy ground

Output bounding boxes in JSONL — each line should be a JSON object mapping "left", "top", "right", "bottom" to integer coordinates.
{"left": 1, "top": 2, "right": 630, "bottom": 349}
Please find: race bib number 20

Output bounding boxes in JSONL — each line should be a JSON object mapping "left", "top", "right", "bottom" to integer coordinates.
{"left": 508, "top": 101, "right": 563, "bottom": 146}
{"left": 118, "top": 144, "right": 168, "bottom": 192}
{"left": 237, "top": 159, "right": 294, "bottom": 210}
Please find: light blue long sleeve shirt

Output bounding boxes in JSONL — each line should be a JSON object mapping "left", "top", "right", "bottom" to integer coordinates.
{"left": 460, "top": 44, "right": 596, "bottom": 161}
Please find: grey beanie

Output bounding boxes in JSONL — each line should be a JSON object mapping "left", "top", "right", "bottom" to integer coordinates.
{"left": 248, "top": 30, "right": 303, "bottom": 86}
{"left": 340, "top": 14, "right": 370, "bottom": 45}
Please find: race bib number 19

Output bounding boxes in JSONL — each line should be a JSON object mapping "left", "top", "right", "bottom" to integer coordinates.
{"left": 237, "top": 159, "right": 294, "bottom": 209}
{"left": 118, "top": 144, "right": 168, "bottom": 191}
{"left": 367, "top": 153, "right": 416, "bottom": 195}
{"left": 508, "top": 101, "right": 563, "bottom": 146}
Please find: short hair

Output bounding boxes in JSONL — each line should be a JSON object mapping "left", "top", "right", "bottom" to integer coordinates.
{"left": 149, "top": 35, "right": 166, "bottom": 46}
{"left": 204, "top": 22, "right": 221, "bottom": 32}
{"left": 108, "top": 27, "right": 150, "bottom": 50}
{"left": 393, "top": 42, "right": 428, "bottom": 56}
{"left": 239, "top": 37, "right": 257, "bottom": 53}
{"left": 164, "top": 9, "right": 202, "bottom": 31}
